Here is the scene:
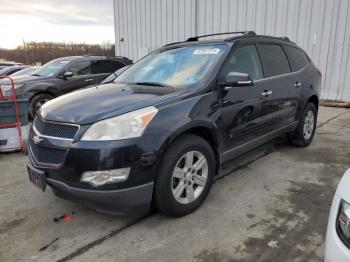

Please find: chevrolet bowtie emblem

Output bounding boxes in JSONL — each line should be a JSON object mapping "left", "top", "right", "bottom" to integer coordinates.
{"left": 33, "top": 135, "right": 43, "bottom": 144}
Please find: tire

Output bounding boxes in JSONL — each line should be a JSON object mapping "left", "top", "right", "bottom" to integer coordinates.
{"left": 154, "top": 134, "right": 216, "bottom": 217}
{"left": 288, "top": 102, "right": 317, "bottom": 147}
{"left": 29, "top": 94, "right": 53, "bottom": 119}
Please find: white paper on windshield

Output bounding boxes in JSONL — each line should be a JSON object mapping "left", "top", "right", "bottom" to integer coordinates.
{"left": 193, "top": 48, "right": 220, "bottom": 55}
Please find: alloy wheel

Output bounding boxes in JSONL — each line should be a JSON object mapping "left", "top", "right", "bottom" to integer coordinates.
{"left": 171, "top": 150, "right": 208, "bottom": 204}
{"left": 35, "top": 98, "right": 50, "bottom": 112}
{"left": 303, "top": 110, "right": 315, "bottom": 140}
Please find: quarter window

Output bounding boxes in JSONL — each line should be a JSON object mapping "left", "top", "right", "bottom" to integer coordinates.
{"left": 222, "top": 45, "right": 263, "bottom": 81}
{"left": 283, "top": 46, "right": 309, "bottom": 71}
{"left": 93, "top": 60, "right": 125, "bottom": 74}
{"left": 258, "top": 44, "right": 291, "bottom": 77}
{"left": 66, "top": 60, "right": 92, "bottom": 76}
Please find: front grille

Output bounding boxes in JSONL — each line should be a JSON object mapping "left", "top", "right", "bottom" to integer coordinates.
{"left": 34, "top": 117, "right": 79, "bottom": 140}
{"left": 29, "top": 139, "right": 67, "bottom": 165}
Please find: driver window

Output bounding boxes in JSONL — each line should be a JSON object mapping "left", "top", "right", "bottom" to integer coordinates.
{"left": 66, "top": 60, "right": 92, "bottom": 76}
{"left": 222, "top": 45, "right": 263, "bottom": 81}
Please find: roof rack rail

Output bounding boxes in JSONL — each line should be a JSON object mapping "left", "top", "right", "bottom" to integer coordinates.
{"left": 186, "top": 31, "right": 256, "bottom": 42}
{"left": 163, "top": 41, "right": 183, "bottom": 47}
{"left": 278, "top": 36, "right": 290, "bottom": 42}
{"left": 83, "top": 54, "right": 104, "bottom": 57}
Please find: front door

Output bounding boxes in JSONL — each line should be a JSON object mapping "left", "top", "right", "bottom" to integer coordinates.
{"left": 60, "top": 60, "right": 95, "bottom": 94}
{"left": 219, "top": 44, "right": 268, "bottom": 160}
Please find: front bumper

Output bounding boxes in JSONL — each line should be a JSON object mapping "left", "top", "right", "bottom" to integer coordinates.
{"left": 48, "top": 178, "right": 154, "bottom": 215}
{"left": 325, "top": 194, "right": 350, "bottom": 262}
{"left": 27, "top": 121, "right": 160, "bottom": 215}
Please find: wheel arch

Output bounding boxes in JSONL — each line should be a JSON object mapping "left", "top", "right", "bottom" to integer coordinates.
{"left": 159, "top": 123, "right": 221, "bottom": 175}
{"left": 29, "top": 90, "right": 57, "bottom": 102}
{"left": 307, "top": 95, "right": 319, "bottom": 111}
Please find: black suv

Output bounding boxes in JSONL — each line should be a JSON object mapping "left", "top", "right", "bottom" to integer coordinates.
{"left": 27, "top": 32, "right": 321, "bottom": 216}
{"left": 1, "top": 55, "right": 132, "bottom": 117}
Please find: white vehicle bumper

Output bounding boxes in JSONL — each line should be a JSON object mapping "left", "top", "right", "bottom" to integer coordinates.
{"left": 325, "top": 194, "right": 350, "bottom": 262}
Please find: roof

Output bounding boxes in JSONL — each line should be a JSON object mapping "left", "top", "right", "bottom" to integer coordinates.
{"left": 164, "top": 31, "right": 296, "bottom": 48}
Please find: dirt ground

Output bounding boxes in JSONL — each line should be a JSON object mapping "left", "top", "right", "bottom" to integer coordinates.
{"left": 1, "top": 106, "right": 349, "bottom": 262}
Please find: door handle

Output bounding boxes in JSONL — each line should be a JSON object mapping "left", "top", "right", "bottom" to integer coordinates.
{"left": 294, "top": 82, "right": 302, "bottom": 88}
{"left": 261, "top": 90, "right": 272, "bottom": 97}
{"left": 85, "top": 78, "right": 94, "bottom": 82}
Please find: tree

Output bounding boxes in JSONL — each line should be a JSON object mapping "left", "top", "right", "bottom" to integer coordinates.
{"left": 0, "top": 42, "right": 116, "bottom": 65}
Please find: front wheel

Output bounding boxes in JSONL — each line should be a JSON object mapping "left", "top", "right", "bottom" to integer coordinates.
{"left": 29, "top": 94, "right": 53, "bottom": 119}
{"left": 288, "top": 102, "right": 317, "bottom": 147}
{"left": 154, "top": 134, "right": 215, "bottom": 217}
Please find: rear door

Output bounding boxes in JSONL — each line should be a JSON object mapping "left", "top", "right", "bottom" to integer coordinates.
{"left": 60, "top": 59, "right": 94, "bottom": 93}
{"left": 255, "top": 43, "right": 297, "bottom": 130}
{"left": 91, "top": 60, "right": 126, "bottom": 84}
{"left": 282, "top": 45, "right": 311, "bottom": 118}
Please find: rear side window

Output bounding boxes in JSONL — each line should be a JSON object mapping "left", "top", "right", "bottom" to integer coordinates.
{"left": 221, "top": 45, "right": 263, "bottom": 81}
{"left": 93, "top": 60, "right": 126, "bottom": 74}
{"left": 111, "top": 61, "right": 126, "bottom": 71}
{"left": 283, "top": 46, "right": 309, "bottom": 71}
{"left": 8, "top": 68, "right": 21, "bottom": 75}
{"left": 258, "top": 44, "right": 291, "bottom": 77}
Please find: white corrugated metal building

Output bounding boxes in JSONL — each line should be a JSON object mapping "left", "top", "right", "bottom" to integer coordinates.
{"left": 113, "top": 0, "right": 350, "bottom": 102}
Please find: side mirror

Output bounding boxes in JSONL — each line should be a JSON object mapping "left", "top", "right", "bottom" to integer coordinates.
{"left": 224, "top": 72, "right": 253, "bottom": 88}
{"left": 62, "top": 71, "right": 74, "bottom": 79}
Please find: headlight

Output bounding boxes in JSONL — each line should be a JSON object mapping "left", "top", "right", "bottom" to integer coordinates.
{"left": 81, "top": 168, "right": 130, "bottom": 187}
{"left": 337, "top": 199, "right": 350, "bottom": 246}
{"left": 0, "top": 84, "right": 23, "bottom": 96}
{"left": 81, "top": 106, "right": 158, "bottom": 141}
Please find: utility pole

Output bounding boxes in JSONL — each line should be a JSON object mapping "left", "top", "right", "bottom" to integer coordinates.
{"left": 23, "top": 39, "right": 27, "bottom": 64}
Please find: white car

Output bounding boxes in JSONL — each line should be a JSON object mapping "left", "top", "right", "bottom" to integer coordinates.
{"left": 325, "top": 169, "right": 350, "bottom": 261}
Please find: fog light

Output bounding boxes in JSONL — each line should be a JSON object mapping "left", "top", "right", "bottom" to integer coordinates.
{"left": 81, "top": 168, "right": 130, "bottom": 187}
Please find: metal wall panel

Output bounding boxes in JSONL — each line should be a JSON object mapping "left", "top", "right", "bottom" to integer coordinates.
{"left": 114, "top": 0, "right": 350, "bottom": 101}
{"left": 114, "top": 0, "right": 196, "bottom": 61}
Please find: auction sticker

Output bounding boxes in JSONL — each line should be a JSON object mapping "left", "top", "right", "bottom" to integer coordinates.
{"left": 193, "top": 48, "right": 220, "bottom": 55}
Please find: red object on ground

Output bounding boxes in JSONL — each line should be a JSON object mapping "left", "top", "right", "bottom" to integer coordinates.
{"left": 63, "top": 214, "right": 73, "bottom": 222}
{"left": 0, "top": 76, "right": 23, "bottom": 151}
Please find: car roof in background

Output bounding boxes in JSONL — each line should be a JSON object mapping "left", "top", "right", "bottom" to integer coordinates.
{"left": 0, "top": 65, "right": 29, "bottom": 72}
{"left": 0, "top": 61, "right": 23, "bottom": 66}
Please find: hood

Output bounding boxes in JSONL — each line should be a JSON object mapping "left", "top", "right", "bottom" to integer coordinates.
{"left": 0, "top": 74, "right": 51, "bottom": 85}
{"left": 40, "top": 83, "right": 185, "bottom": 124}
{"left": 13, "top": 74, "right": 51, "bottom": 83}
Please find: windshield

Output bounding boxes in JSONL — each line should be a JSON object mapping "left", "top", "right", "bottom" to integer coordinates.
{"left": 116, "top": 44, "right": 227, "bottom": 88}
{"left": 32, "top": 59, "right": 70, "bottom": 77}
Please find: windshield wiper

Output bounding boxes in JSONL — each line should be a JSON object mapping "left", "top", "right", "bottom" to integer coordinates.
{"left": 134, "top": 82, "right": 173, "bottom": 88}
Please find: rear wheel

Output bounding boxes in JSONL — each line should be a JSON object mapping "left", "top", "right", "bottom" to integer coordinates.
{"left": 29, "top": 94, "right": 53, "bottom": 119}
{"left": 288, "top": 102, "right": 317, "bottom": 147}
{"left": 154, "top": 134, "right": 215, "bottom": 217}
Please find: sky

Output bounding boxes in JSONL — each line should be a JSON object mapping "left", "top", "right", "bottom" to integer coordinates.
{"left": 0, "top": 0, "right": 115, "bottom": 49}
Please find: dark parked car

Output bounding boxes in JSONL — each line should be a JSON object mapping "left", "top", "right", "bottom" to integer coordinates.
{"left": 0, "top": 61, "right": 23, "bottom": 70}
{"left": 27, "top": 32, "right": 321, "bottom": 216}
{"left": 10, "top": 66, "right": 39, "bottom": 77}
{"left": 0, "top": 65, "right": 29, "bottom": 76}
{"left": 0, "top": 55, "right": 132, "bottom": 117}
{"left": 99, "top": 64, "right": 131, "bottom": 84}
